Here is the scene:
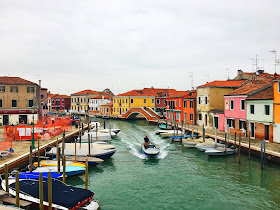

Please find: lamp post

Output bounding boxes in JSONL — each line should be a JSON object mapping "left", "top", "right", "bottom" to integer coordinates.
{"left": 31, "top": 106, "right": 36, "bottom": 149}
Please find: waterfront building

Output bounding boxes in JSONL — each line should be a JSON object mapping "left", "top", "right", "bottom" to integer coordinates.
{"left": 89, "top": 95, "right": 112, "bottom": 113}
{"left": 100, "top": 102, "right": 113, "bottom": 116}
{"left": 183, "top": 91, "right": 197, "bottom": 125}
{"left": 70, "top": 89, "right": 113, "bottom": 113}
{"left": 272, "top": 76, "right": 280, "bottom": 143}
{"left": 47, "top": 92, "right": 57, "bottom": 113}
{"left": 234, "top": 69, "right": 275, "bottom": 81}
{"left": 246, "top": 86, "right": 273, "bottom": 142}
{"left": 223, "top": 80, "right": 270, "bottom": 135}
{"left": 51, "top": 95, "right": 71, "bottom": 112}
{"left": 0, "top": 76, "right": 41, "bottom": 125}
{"left": 40, "top": 87, "right": 48, "bottom": 116}
{"left": 165, "top": 91, "right": 193, "bottom": 123}
{"left": 196, "top": 80, "right": 245, "bottom": 128}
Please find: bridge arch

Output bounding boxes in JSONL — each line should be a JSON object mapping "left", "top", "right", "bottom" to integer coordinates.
{"left": 126, "top": 112, "right": 149, "bottom": 121}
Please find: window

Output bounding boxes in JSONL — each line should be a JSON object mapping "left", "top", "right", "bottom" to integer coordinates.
{"left": 122, "top": 99, "right": 124, "bottom": 103}
{"left": 265, "top": 105, "right": 270, "bottom": 115}
{"left": 0, "top": 86, "right": 5, "bottom": 92}
{"left": 126, "top": 99, "right": 128, "bottom": 103}
{"left": 199, "top": 114, "right": 202, "bottom": 120}
{"left": 27, "top": 87, "right": 35, "bottom": 93}
{"left": 152, "top": 99, "right": 154, "bottom": 103}
{"left": 205, "top": 97, "right": 208, "bottom": 104}
{"left": 279, "top": 82, "right": 280, "bottom": 93}
{"left": 144, "top": 99, "right": 146, "bottom": 104}
{"left": 230, "top": 100, "right": 234, "bottom": 110}
{"left": 156, "top": 99, "right": 160, "bottom": 104}
{"left": 175, "top": 100, "right": 177, "bottom": 107}
{"left": 241, "top": 100, "right": 245, "bottom": 111}
{"left": 114, "top": 99, "right": 115, "bottom": 103}
{"left": 227, "top": 119, "right": 235, "bottom": 128}
{"left": 12, "top": 99, "right": 17, "bottom": 107}
{"left": 190, "top": 101, "right": 193, "bottom": 108}
{"left": 179, "top": 100, "right": 181, "bottom": 107}
{"left": 131, "top": 99, "right": 133, "bottom": 104}
{"left": 28, "top": 100, "right": 33, "bottom": 107}
{"left": 126, "top": 108, "right": 127, "bottom": 111}
{"left": 250, "top": 105, "right": 254, "bottom": 114}
{"left": 198, "top": 97, "right": 201, "bottom": 104}
{"left": 239, "top": 120, "right": 247, "bottom": 130}
{"left": 184, "top": 101, "right": 187, "bottom": 108}
{"left": 176, "top": 113, "right": 180, "bottom": 121}
{"left": 190, "top": 113, "right": 193, "bottom": 121}
{"left": 10, "top": 86, "right": 18, "bottom": 92}
{"left": 0, "top": 99, "right": 2, "bottom": 107}
{"left": 114, "top": 108, "right": 115, "bottom": 112}
{"left": 164, "top": 100, "right": 167, "bottom": 106}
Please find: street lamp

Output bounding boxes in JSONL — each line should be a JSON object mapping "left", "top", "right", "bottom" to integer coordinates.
{"left": 31, "top": 106, "right": 36, "bottom": 149}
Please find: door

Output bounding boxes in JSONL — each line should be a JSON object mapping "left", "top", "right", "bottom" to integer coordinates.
{"left": 184, "top": 113, "right": 187, "bottom": 123}
{"left": 19, "top": 115, "right": 27, "bottom": 124}
{"left": 3, "top": 115, "right": 9, "bottom": 125}
{"left": 250, "top": 122, "right": 255, "bottom": 138}
{"left": 265, "top": 125, "right": 269, "bottom": 140}
{"left": 120, "top": 108, "right": 122, "bottom": 115}
{"left": 214, "top": 116, "right": 219, "bottom": 129}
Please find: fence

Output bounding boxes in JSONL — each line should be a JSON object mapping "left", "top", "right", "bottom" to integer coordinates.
{"left": 4, "top": 115, "right": 73, "bottom": 141}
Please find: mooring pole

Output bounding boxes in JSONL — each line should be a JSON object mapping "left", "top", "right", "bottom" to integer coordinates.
{"left": 224, "top": 132, "right": 227, "bottom": 156}
{"left": 203, "top": 124, "right": 205, "bottom": 142}
{"left": 263, "top": 139, "right": 266, "bottom": 165}
{"left": 75, "top": 138, "right": 77, "bottom": 162}
{"left": 48, "top": 172, "right": 52, "bottom": 210}
{"left": 39, "top": 172, "right": 43, "bottom": 210}
{"left": 234, "top": 132, "right": 236, "bottom": 149}
{"left": 5, "top": 164, "right": 8, "bottom": 193}
{"left": 88, "top": 133, "right": 91, "bottom": 157}
{"left": 249, "top": 131, "right": 251, "bottom": 160}
{"left": 104, "top": 121, "right": 106, "bottom": 129}
{"left": 261, "top": 140, "right": 264, "bottom": 169}
{"left": 238, "top": 133, "right": 241, "bottom": 163}
{"left": 85, "top": 159, "right": 88, "bottom": 189}
{"left": 15, "top": 171, "right": 19, "bottom": 207}
{"left": 63, "top": 155, "right": 66, "bottom": 183}
{"left": 37, "top": 137, "right": 40, "bottom": 167}
{"left": 62, "top": 130, "right": 65, "bottom": 157}
{"left": 57, "top": 148, "right": 61, "bottom": 174}
{"left": 29, "top": 145, "right": 32, "bottom": 172}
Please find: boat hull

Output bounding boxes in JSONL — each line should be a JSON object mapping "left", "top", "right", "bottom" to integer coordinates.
{"left": 141, "top": 143, "right": 159, "bottom": 157}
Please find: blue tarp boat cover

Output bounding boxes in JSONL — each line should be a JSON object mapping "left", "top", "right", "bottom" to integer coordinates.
{"left": 10, "top": 179, "right": 94, "bottom": 209}
{"left": 12, "top": 172, "right": 62, "bottom": 180}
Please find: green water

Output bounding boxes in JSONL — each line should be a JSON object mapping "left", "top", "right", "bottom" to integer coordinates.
{"left": 67, "top": 119, "right": 280, "bottom": 210}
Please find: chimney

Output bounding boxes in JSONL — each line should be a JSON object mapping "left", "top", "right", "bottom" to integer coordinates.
{"left": 238, "top": 69, "right": 243, "bottom": 78}
{"left": 257, "top": 70, "right": 264, "bottom": 74}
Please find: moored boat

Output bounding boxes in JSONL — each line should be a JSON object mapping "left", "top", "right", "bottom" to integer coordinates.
{"left": 11, "top": 172, "right": 62, "bottom": 180}
{"left": 159, "top": 124, "right": 172, "bottom": 130}
{"left": 205, "top": 148, "right": 237, "bottom": 156}
{"left": 195, "top": 140, "right": 225, "bottom": 152}
{"left": 66, "top": 156, "right": 104, "bottom": 166}
{"left": 141, "top": 142, "right": 159, "bottom": 157}
{"left": 33, "top": 160, "right": 85, "bottom": 168}
{"left": 33, "top": 166, "right": 86, "bottom": 177}
{"left": 182, "top": 137, "right": 204, "bottom": 148}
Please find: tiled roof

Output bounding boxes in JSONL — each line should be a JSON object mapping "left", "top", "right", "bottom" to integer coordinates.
{"left": 72, "top": 90, "right": 100, "bottom": 95}
{"left": 197, "top": 80, "right": 245, "bottom": 88}
{"left": 90, "top": 95, "right": 111, "bottom": 100}
{"left": 0, "top": 76, "right": 38, "bottom": 85}
{"left": 52, "top": 94, "right": 71, "bottom": 99}
{"left": 244, "top": 72, "right": 275, "bottom": 81}
{"left": 165, "top": 91, "right": 190, "bottom": 98}
{"left": 101, "top": 102, "right": 113, "bottom": 107}
{"left": 116, "top": 88, "right": 181, "bottom": 97}
{"left": 183, "top": 90, "right": 197, "bottom": 99}
{"left": 247, "top": 86, "right": 273, "bottom": 100}
{"left": 47, "top": 93, "right": 58, "bottom": 98}
{"left": 225, "top": 80, "right": 270, "bottom": 96}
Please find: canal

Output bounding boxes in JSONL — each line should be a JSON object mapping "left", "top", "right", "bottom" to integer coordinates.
{"left": 67, "top": 118, "right": 280, "bottom": 209}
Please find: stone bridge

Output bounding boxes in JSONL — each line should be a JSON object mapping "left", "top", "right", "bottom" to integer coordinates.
{"left": 121, "top": 107, "right": 160, "bottom": 121}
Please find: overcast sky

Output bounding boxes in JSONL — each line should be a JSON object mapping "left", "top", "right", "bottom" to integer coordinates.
{"left": 1, "top": 0, "right": 280, "bottom": 95}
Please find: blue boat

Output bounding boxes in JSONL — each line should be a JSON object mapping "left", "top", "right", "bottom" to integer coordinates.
{"left": 33, "top": 166, "right": 86, "bottom": 177}
{"left": 11, "top": 172, "right": 62, "bottom": 180}
{"left": 159, "top": 124, "right": 171, "bottom": 130}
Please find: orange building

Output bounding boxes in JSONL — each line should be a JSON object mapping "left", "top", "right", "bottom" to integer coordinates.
{"left": 100, "top": 102, "right": 113, "bottom": 116}
{"left": 272, "top": 75, "right": 280, "bottom": 143}
{"left": 182, "top": 91, "right": 197, "bottom": 125}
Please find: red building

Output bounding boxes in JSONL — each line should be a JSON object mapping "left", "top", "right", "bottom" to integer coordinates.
{"left": 51, "top": 95, "right": 71, "bottom": 112}
{"left": 183, "top": 90, "right": 197, "bottom": 125}
{"left": 165, "top": 91, "right": 190, "bottom": 122}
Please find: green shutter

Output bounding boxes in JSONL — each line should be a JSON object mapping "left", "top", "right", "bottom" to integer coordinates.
{"left": 16, "top": 87, "right": 18, "bottom": 92}
{"left": 27, "top": 87, "right": 29, "bottom": 93}
{"left": 10, "top": 87, "right": 12, "bottom": 92}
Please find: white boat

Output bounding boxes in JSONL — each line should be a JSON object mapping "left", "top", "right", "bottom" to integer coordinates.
{"left": 160, "top": 131, "right": 177, "bottom": 138}
{"left": 82, "top": 131, "right": 112, "bottom": 141}
{"left": 182, "top": 137, "right": 204, "bottom": 148}
{"left": 205, "top": 148, "right": 237, "bottom": 156}
{"left": 1, "top": 178, "right": 99, "bottom": 210}
{"left": 195, "top": 140, "right": 225, "bottom": 152}
{"left": 99, "top": 128, "right": 121, "bottom": 135}
{"left": 90, "top": 121, "right": 100, "bottom": 129}
{"left": 155, "top": 130, "right": 171, "bottom": 135}
{"left": 33, "top": 166, "right": 86, "bottom": 177}
{"left": 61, "top": 142, "right": 116, "bottom": 150}
{"left": 141, "top": 143, "right": 159, "bottom": 157}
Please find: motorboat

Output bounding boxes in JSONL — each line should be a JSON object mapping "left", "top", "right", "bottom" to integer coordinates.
{"left": 159, "top": 124, "right": 172, "bottom": 130}
{"left": 90, "top": 121, "right": 100, "bottom": 129}
{"left": 155, "top": 130, "right": 170, "bottom": 135}
{"left": 61, "top": 142, "right": 116, "bottom": 150}
{"left": 205, "top": 148, "right": 237, "bottom": 156}
{"left": 83, "top": 131, "right": 112, "bottom": 141}
{"left": 141, "top": 142, "right": 159, "bottom": 157}
{"left": 2, "top": 178, "right": 99, "bottom": 210}
{"left": 66, "top": 156, "right": 104, "bottom": 166}
{"left": 195, "top": 140, "right": 225, "bottom": 152}
{"left": 182, "top": 137, "right": 204, "bottom": 148}
{"left": 47, "top": 147, "right": 117, "bottom": 160}
{"left": 99, "top": 128, "right": 121, "bottom": 135}
{"left": 10, "top": 172, "right": 62, "bottom": 180}
{"left": 33, "top": 160, "right": 85, "bottom": 168}
{"left": 160, "top": 131, "right": 177, "bottom": 138}
{"left": 33, "top": 166, "right": 86, "bottom": 177}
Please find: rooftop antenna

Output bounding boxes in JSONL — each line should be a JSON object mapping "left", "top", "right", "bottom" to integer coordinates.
{"left": 205, "top": 73, "right": 209, "bottom": 83}
{"left": 250, "top": 55, "right": 259, "bottom": 72}
{"left": 225, "top": 69, "right": 230, "bottom": 80}
{"left": 35, "top": 74, "right": 40, "bottom": 83}
{"left": 269, "top": 50, "right": 277, "bottom": 73}
{"left": 189, "top": 72, "right": 194, "bottom": 89}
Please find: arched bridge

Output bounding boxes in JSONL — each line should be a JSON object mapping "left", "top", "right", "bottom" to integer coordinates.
{"left": 122, "top": 107, "right": 161, "bottom": 121}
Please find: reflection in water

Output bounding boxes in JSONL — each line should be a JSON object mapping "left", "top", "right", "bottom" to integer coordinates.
{"left": 142, "top": 158, "right": 160, "bottom": 165}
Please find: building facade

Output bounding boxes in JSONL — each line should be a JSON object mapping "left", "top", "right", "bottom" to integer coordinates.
{"left": 100, "top": 102, "right": 113, "bottom": 116}
{"left": 51, "top": 95, "right": 71, "bottom": 112}
{"left": 89, "top": 95, "right": 112, "bottom": 113}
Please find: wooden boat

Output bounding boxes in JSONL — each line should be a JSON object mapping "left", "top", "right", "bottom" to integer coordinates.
{"left": 159, "top": 124, "right": 171, "bottom": 130}
{"left": 33, "top": 160, "right": 85, "bottom": 168}
{"left": 65, "top": 142, "right": 116, "bottom": 150}
{"left": 205, "top": 148, "right": 237, "bottom": 156}
{"left": 1, "top": 178, "right": 99, "bottom": 210}
{"left": 195, "top": 140, "right": 225, "bottom": 152}
{"left": 182, "top": 137, "right": 204, "bottom": 148}
{"left": 99, "top": 128, "right": 121, "bottom": 135}
{"left": 141, "top": 143, "right": 159, "bottom": 157}
{"left": 160, "top": 131, "right": 177, "bottom": 138}
{"left": 33, "top": 166, "right": 86, "bottom": 176}
{"left": 83, "top": 131, "right": 112, "bottom": 141}
{"left": 66, "top": 156, "right": 104, "bottom": 166}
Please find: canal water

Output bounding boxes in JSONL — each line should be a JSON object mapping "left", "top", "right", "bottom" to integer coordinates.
{"left": 67, "top": 119, "right": 280, "bottom": 209}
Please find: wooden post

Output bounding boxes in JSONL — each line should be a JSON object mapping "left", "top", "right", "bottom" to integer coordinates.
{"left": 88, "top": 122, "right": 90, "bottom": 132}
{"left": 62, "top": 131, "right": 65, "bottom": 157}
{"left": 88, "top": 133, "right": 91, "bottom": 157}
{"left": 238, "top": 133, "right": 241, "bottom": 163}
{"left": 29, "top": 145, "right": 32, "bottom": 172}
{"left": 261, "top": 140, "right": 263, "bottom": 169}
{"left": 57, "top": 148, "right": 60, "bottom": 174}
{"left": 48, "top": 172, "right": 52, "bottom": 210}
{"left": 165, "top": 119, "right": 167, "bottom": 130}
{"left": 234, "top": 132, "right": 236, "bottom": 149}
{"left": 63, "top": 155, "right": 66, "bottom": 183}
{"left": 104, "top": 121, "right": 106, "bottom": 129}
{"left": 56, "top": 138, "right": 59, "bottom": 161}
{"left": 85, "top": 159, "right": 88, "bottom": 189}
{"left": 39, "top": 173, "right": 43, "bottom": 210}
{"left": 263, "top": 139, "right": 266, "bottom": 163}
{"left": 37, "top": 136, "right": 40, "bottom": 167}
{"left": 82, "top": 122, "right": 84, "bottom": 136}
{"left": 5, "top": 164, "right": 9, "bottom": 193}
{"left": 191, "top": 128, "right": 194, "bottom": 139}
{"left": 95, "top": 126, "right": 98, "bottom": 141}
{"left": 224, "top": 133, "right": 227, "bottom": 156}
{"left": 203, "top": 124, "right": 205, "bottom": 142}
{"left": 248, "top": 131, "right": 251, "bottom": 160}
{"left": 75, "top": 138, "right": 77, "bottom": 162}
{"left": 15, "top": 171, "right": 19, "bottom": 207}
